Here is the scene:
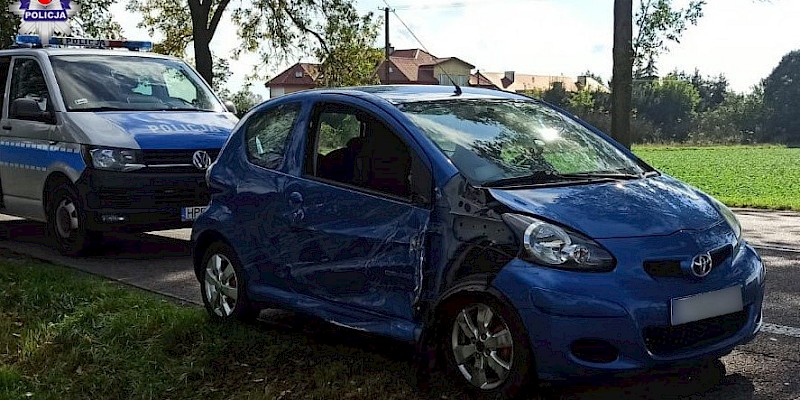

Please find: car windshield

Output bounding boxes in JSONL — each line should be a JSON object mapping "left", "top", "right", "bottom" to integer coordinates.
{"left": 50, "top": 55, "right": 224, "bottom": 112}
{"left": 399, "top": 99, "right": 646, "bottom": 186}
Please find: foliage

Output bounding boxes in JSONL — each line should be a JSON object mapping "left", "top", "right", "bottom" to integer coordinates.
{"left": 128, "top": 0, "right": 381, "bottom": 87}
{"left": 1, "top": 0, "right": 121, "bottom": 49}
{"left": 762, "top": 50, "right": 800, "bottom": 145}
{"left": 229, "top": 86, "right": 264, "bottom": 117}
{"left": 635, "top": 145, "right": 800, "bottom": 210}
{"left": 633, "top": 75, "right": 700, "bottom": 141}
{"left": 315, "top": 10, "right": 383, "bottom": 87}
{"left": 633, "top": 0, "right": 705, "bottom": 76}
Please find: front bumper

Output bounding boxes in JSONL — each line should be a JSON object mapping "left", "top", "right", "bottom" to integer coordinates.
{"left": 75, "top": 168, "right": 210, "bottom": 232}
{"left": 492, "top": 243, "right": 765, "bottom": 381}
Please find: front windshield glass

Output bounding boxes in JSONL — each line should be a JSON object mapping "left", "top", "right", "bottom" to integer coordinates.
{"left": 50, "top": 55, "right": 224, "bottom": 112}
{"left": 399, "top": 99, "right": 645, "bottom": 186}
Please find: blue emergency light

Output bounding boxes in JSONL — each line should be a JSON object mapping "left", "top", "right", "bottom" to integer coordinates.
{"left": 14, "top": 35, "right": 153, "bottom": 51}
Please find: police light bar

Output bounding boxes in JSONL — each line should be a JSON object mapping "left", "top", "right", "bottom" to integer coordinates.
{"left": 14, "top": 35, "right": 153, "bottom": 51}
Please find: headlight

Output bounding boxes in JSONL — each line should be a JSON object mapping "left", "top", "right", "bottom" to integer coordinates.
{"left": 502, "top": 214, "right": 615, "bottom": 272}
{"left": 88, "top": 147, "right": 144, "bottom": 172}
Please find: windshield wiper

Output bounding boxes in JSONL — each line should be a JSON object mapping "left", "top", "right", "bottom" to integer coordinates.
{"left": 482, "top": 171, "right": 594, "bottom": 188}
{"left": 560, "top": 171, "right": 642, "bottom": 180}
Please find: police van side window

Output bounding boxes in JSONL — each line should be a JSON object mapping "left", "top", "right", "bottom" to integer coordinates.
{"left": 9, "top": 58, "right": 51, "bottom": 115}
{"left": 0, "top": 57, "right": 10, "bottom": 117}
{"left": 245, "top": 102, "right": 301, "bottom": 170}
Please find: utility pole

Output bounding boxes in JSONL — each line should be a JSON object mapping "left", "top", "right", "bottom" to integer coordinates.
{"left": 611, "top": 0, "right": 633, "bottom": 149}
{"left": 384, "top": 6, "right": 391, "bottom": 84}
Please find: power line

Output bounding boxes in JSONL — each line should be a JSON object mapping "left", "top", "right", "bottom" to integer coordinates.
{"left": 391, "top": 0, "right": 541, "bottom": 11}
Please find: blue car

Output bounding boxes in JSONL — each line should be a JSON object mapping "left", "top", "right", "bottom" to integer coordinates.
{"left": 191, "top": 85, "right": 765, "bottom": 398}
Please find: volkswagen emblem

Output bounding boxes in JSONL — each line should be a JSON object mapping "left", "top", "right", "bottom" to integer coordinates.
{"left": 192, "top": 150, "right": 212, "bottom": 170}
{"left": 690, "top": 253, "right": 713, "bottom": 277}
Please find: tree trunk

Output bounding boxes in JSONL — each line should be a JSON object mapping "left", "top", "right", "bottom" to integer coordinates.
{"left": 612, "top": 0, "right": 633, "bottom": 148}
{"left": 189, "top": 2, "right": 213, "bottom": 87}
{"left": 193, "top": 31, "right": 213, "bottom": 87}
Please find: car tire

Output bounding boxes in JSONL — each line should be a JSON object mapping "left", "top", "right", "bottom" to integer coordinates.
{"left": 440, "top": 292, "right": 537, "bottom": 399}
{"left": 47, "top": 182, "right": 102, "bottom": 256}
{"left": 199, "top": 242, "right": 259, "bottom": 323}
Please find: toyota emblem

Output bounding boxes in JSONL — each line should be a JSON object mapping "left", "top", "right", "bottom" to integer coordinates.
{"left": 192, "top": 150, "right": 212, "bottom": 170}
{"left": 690, "top": 253, "right": 713, "bottom": 277}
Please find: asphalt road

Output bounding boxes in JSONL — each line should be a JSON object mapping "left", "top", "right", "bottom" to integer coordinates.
{"left": 0, "top": 210, "right": 798, "bottom": 399}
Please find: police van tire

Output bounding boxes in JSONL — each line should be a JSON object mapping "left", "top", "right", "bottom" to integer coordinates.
{"left": 47, "top": 182, "right": 99, "bottom": 256}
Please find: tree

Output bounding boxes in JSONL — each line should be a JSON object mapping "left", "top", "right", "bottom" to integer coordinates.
{"left": 612, "top": 0, "right": 633, "bottom": 148}
{"left": 315, "top": 8, "right": 382, "bottom": 87}
{"left": 611, "top": 0, "right": 705, "bottom": 148}
{"left": 1, "top": 0, "right": 121, "bottom": 49}
{"left": 229, "top": 86, "right": 264, "bottom": 117}
{"left": 634, "top": 75, "right": 700, "bottom": 141}
{"left": 128, "top": 0, "right": 380, "bottom": 88}
{"left": 763, "top": 50, "right": 800, "bottom": 145}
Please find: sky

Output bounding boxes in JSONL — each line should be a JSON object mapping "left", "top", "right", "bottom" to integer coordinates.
{"left": 108, "top": 0, "right": 800, "bottom": 99}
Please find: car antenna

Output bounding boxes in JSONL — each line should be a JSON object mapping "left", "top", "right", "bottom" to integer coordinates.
{"left": 383, "top": 0, "right": 462, "bottom": 96}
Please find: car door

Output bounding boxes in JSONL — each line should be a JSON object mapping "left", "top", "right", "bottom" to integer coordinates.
{"left": 280, "top": 98, "right": 433, "bottom": 321}
{"left": 0, "top": 55, "right": 10, "bottom": 208}
{"left": 0, "top": 56, "right": 56, "bottom": 217}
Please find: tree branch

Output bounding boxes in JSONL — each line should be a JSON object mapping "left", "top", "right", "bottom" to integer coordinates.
{"left": 208, "top": 0, "right": 231, "bottom": 38}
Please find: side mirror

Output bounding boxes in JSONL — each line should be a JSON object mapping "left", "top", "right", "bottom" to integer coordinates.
{"left": 223, "top": 100, "right": 237, "bottom": 115}
{"left": 10, "top": 98, "right": 54, "bottom": 124}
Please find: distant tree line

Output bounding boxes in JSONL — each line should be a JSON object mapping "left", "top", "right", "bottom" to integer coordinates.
{"left": 526, "top": 50, "right": 800, "bottom": 145}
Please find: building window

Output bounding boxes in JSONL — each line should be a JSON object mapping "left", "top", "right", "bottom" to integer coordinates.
{"left": 438, "top": 74, "right": 468, "bottom": 86}
{"left": 295, "top": 71, "right": 304, "bottom": 78}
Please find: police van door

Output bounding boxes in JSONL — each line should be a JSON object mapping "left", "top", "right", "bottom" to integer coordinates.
{"left": 0, "top": 56, "right": 56, "bottom": 220}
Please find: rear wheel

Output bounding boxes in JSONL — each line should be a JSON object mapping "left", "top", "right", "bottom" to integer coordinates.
{"left": 441, "top": 293, "right": 536, "bottom": 399}
{"left": 199, "top": 242, "right": 259, "bottom": 322}
{"left": 47, "top": 182, "right": 102, "bottom": 256}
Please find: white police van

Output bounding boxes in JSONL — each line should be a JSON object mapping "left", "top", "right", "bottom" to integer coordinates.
{"left": 0, "top": 36, "right": 238, "bottom": 255}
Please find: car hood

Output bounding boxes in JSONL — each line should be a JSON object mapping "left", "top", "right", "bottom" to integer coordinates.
{"left": 487, "top": 175, "right": 723, "bottom": 239}
{"left": 62, "top": 111, "right": 237, "bottom": 149}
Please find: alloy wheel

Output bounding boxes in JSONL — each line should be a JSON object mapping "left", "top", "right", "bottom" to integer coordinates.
{"left": 204, "top": 253, "right": 239, "bottom": 317}
{"left": 55, "top": 198, "right": 79, "bottom": 239}
{"left": 451, "top": 302, "right": 514, "bottom": 390}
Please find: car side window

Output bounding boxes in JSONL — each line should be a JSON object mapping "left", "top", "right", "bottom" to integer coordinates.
{"left": 0, "top": 57, "right": 10, "bottom": 117}
{"left": 9, "top": 58, "right": 51, "bottom": 116}
{"left": 245, "top": 102, "right": 301, "bottom": 169}
{"left": 307, "top": 103, "right": 429, "bottom": 204}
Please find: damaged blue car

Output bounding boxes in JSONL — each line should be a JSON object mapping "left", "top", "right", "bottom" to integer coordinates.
{"left": 191, "top": 85, "right": 765, "bottom": 398}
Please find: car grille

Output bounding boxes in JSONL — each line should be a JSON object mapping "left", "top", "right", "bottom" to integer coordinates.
{"left": 643, "top": 244, "right": 733, "bottom": 278}
{"left": 97, "top": 186, "right": 209, "bottom": 209}
{"left": 643, "top": 310, "right": 748, "bottom": 356}
{"left": 141, "top": 149, "right": 221, "bottom": 173}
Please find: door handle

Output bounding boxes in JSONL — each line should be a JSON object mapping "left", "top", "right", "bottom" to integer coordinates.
{"left": 1, "top": 126, "right": 10, "bottom": 131}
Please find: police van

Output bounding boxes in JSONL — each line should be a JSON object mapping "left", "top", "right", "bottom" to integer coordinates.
{"left": 0, "top": 36, "right": 238, "bottom": 255}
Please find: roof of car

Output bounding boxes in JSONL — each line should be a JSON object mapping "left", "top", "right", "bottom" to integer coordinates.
{"left": 310, "top": 85, "right": 534, "bottom": 104}
{"left": 0, "top": 47, "right": 178, "bottom": 60}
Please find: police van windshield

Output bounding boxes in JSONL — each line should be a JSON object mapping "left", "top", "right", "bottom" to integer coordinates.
{"left": 50, "top": 55, "right": 225, "bottom": 112}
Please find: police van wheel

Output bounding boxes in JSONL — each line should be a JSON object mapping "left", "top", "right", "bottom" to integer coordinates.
{"left": 47, "top": 183, "right": 100, "bottom": 256}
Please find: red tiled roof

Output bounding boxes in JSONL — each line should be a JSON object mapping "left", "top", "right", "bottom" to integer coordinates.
{"left": 265, "top": 63, "right": 320, "bottom": 87}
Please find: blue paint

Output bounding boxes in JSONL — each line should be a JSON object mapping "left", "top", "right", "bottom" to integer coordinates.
{"left": 192, "top": 85, "right": 765, "bottom": 381}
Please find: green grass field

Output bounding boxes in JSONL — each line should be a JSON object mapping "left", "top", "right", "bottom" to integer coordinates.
{"left": 0, "top": 251, "right": 460, "bottom": 400}
{"left": 634, "top": 145, "right": 800, "bottom": 211}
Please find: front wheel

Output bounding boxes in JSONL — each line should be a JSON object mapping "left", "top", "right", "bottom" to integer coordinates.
{"left": 46, "top": 182, "right": 101, "bottom": 256}
{"left": 441, "top": 294, "right": 536, "bottom": 399}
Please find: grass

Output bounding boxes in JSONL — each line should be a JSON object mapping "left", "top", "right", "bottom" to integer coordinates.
{"left": 0, "top": 250, "right": 460, "bottom": 400}
{"left": 633, "top": 145, "right": 800, "bottom": 211}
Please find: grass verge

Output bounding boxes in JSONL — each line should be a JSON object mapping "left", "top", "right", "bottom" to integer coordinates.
{"left": 0, "top": 250, "right": 457, "bottom": 400}
{"left": 633, "top": 145, "right": 800, "bottom": 211}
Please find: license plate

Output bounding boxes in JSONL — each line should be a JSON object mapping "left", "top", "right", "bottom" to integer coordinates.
{"left": 181, "top": 206, "right": 208, "bottom": 222}
{"left": 670, "top": 285, "right": 743, "bottom": 326}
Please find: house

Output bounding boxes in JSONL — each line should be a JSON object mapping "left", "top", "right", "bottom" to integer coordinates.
{"left": 264, "top": 63, "right": 320, "bottom": 98}
{"left": 375, "top": 49, "right": 474, "bottom": 86}
{"left": 265, "top": 49, "right": 475, "bottom": 98}
{"left": 265, "top": 51, "right": 608, "bottom": 98}
{"left": 470, "top": 71, "right": 609, "bottom": 93}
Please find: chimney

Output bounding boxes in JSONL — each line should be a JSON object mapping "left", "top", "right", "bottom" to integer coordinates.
{"left": 504, "top": 71, "right": 515, "bottom": 83}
